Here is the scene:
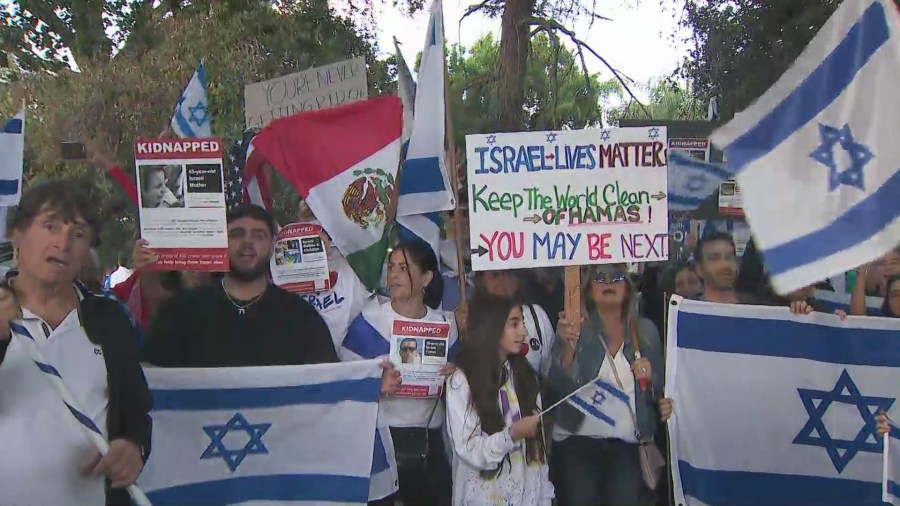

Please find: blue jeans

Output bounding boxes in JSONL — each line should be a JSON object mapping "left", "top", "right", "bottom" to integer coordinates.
{"left": 553, "top": 436, "right": 644, "bottom": 506}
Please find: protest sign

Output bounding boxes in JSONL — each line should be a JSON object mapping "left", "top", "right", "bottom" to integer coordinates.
{"left": 668, "top": 137, "right": 710, "bottom": 162}
{"left": 390, "top": 319, "right": 451, "bottom": 398}
{"left": 718, "top": 178, "right": 744, "bottom": 217}
{"left": 244, "top": 57, "right": 368, "bottom": 129}
{"left": 134, "top": 138, "right": 228, "bottom": 271}
{"left": 269, "top": 222, "right": 331, "bottom": 294}
{"left": 465, "top": 128, "right": 670, "bottom": 271}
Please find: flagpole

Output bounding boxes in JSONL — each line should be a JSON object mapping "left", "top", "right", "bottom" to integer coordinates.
{"left": 441, "top": 10, "right": 467, "bottom": 309}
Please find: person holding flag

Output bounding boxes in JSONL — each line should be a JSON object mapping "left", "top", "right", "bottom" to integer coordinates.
{"left": 549, "top": 263, "right": 672, "bottom": 506}
{"left": 0, "top": 180, "right": 152, "bottom": 506}
{"left": 446, "top": 293, "right": 554, "bottom": 505}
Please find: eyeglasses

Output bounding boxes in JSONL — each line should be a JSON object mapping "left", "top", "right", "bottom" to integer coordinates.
{"left": 592, "top": 271, "right": 627, "bottom": 284}
{"left": 400, "top": 346, "right": 417, "bottom": 352}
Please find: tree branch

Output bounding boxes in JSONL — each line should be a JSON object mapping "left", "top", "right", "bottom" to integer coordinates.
{"left": 526, "top": 16, "right": 653, "bottom": 120}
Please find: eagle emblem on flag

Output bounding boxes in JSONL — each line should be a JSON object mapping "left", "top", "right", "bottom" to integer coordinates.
{"left": 342, "top": 168, "right": 395, "bottom": 229}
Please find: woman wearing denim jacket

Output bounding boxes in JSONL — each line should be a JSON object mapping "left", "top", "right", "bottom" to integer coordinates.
{"left": 548, "top": 263, "right": 673, "bottom": 506}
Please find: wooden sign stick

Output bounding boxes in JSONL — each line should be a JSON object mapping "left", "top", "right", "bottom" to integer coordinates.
{"left": 564, "top": 266, "right": 581, "bottom": 328}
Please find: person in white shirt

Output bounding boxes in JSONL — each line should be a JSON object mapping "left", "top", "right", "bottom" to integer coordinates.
{"left": 105, "top": 254, "right": 133, "bottom": 290}
{"left": 0, "top": 180, "right": 151, "bottom": 506}
{"left": 550, "top": 263, "right": 673, "bottom": 506}
{"left": 342, "top": 241, "right": 458, "bottom": 505}
{"left": 446, "top": 293, "right": 553, "bottom": 506}
{"left": 470, "top": 269, "right": 556, "bottom": 377}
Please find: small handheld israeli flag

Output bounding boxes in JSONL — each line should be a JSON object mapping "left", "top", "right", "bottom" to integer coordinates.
{"left": 566, "top": 376, "right": 629, "bottom": 427}
{"left": 667, "top": 151, "right": 731, "bottom": 211}
{"left": 0, "top": 108, "right": 24, "bottom": 207}
{"left": 170, "top": 61, "right": 212, "bottom": 138}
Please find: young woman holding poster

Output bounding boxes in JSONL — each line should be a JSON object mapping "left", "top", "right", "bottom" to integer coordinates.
{"left": 549, "top": 263, "right": 673, "bottom": 506}
{"left": 341, "top": 241, "right": 458, "bottom": 505}
{"left": 446, "top": 293, "right": 554, "bottom": 505}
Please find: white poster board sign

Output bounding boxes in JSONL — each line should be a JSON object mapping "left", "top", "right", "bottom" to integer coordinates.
{"left": 465, "top": 127, "right": 670, "bottom": 270}
{"left": 134, "top": 138, "right": 228, "bottom": 271}
{"left": 270, "top": 222, "right": 331, "bottom": 294}
{"left": 244, "top": 57, "right": 368, "bottom": 130}
{"left": 390, "top": 319, "right": 450, "bottom": 398}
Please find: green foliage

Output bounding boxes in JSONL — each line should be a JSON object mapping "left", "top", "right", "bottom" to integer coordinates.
{"left": 679, "top": 0, "right": 841, "bottom": 120}
{"left": 602, "top": 78, "right": 705, "bottom": 125}
{"left": 447, "top": 33, "right": 604, "bottom": 145}
{"left": 0, "top": 0, "right": 392, "bottom": 265}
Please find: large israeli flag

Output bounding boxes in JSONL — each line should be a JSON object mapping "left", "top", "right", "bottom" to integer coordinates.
{"left": 710, "top": 0, "right": 900, "bottom": 294}
{"left": 140, "top": 361, "right": 383, "bottom": 505}
{"left": 396, "top": 0, "right": 454, "bottom": 253}
{"left": 666, "top": 296, "right": 900, "bottom": 506}
{"left": 170, "top": 61, "right": 212, "bottom": 138}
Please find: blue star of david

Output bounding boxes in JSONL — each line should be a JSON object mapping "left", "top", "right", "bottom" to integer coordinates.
{"left": 648, "top": 127, "right": 660, "bottom": 141}
{"left": 188, "top": 101, "right": 210, "bottom": 127}
{"left": 809, "top": 123, "right": 874, "bottom": 192}
{"left": 600, "top": 130, "right": 611, "bottom": 142}
{"left": 686, "top": 174, "right": 707, "bottom": 192}
{"left": 486, "top": 134, "right": 497, "bottom": 145}
{"left": 201, "top": 412, "right": 272, "bottom": 472}
{"left": 546, "top": 132, "right": 558, "bottom": 143}
{"left": 591, "top": 391, "right": 607, "bottom": 406}
{"left": 793, "top": 369, "right": 894, "bottom": 473}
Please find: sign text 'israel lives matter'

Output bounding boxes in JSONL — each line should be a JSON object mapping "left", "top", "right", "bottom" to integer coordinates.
{"left": 465, "top": 127, "right": 670, "bottom": 270}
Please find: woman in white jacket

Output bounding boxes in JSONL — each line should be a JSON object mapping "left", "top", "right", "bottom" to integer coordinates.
{"left": 446, "top": 293, "right": 554, "bottom": 505}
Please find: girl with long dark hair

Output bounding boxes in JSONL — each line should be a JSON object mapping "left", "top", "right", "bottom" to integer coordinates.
{"left": 446, "top": 293, "right": 553, "bottom": 505}
{"left": 342, "top": 240, "right": 456, "bottom": 505}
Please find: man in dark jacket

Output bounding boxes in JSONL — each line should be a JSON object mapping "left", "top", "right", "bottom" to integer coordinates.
{"left": 0, "top": 180, "right": 152, "bottom": 506}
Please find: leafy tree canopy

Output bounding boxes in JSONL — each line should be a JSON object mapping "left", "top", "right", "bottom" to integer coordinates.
{"left": 679, "top": 0, "right": 841, "bottom": 120}
{"left": 0, "top": 0, "right": 392, "bottom": 265}
{"left": 446, "top": 33, "right": 605, "bottom": 146}
{"left": 602, "top": 77, "right": 705, "bottom": 125}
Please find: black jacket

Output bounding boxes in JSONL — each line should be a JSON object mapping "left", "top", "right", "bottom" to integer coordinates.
{"left": 0, "top": 277, "right": 153, "bottom": 506}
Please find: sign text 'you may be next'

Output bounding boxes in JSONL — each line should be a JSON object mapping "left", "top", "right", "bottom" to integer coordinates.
{"left": 465, "top": 127, "right": 670, "bottom": 270}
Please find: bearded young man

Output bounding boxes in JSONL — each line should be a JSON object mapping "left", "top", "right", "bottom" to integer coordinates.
{"left": 0, "top": 181, "right": 152, "bottom": 506}
{"left": 143, "top": 204, "right": 337, "bottom": 367}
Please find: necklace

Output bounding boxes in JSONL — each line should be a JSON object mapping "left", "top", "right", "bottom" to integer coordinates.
{"left": 221, "top": 279, "right": 265, "bottom": 315}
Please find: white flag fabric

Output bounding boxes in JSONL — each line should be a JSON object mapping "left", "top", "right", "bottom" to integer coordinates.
{"left": 396, "top": 0, "right": 454, "bottom": 219}
{"left": 666, "top": 296, "right": 900, "bottom": 506}
{"left": 0, "top": 109, "right": 24, "bottom": 208}
{"left": 140, "top": 360, "right": 383, "bottom": 505}
{"left": 566, "top": 376, "right": 630, "bottom": 428}
{"left": 170, "top": 61, "right": 213, "bottom": 138}
{"left": 710, "top": 0, "right": 900, "bottom": 294}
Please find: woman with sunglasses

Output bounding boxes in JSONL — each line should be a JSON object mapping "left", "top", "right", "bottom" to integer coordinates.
{"left": 446, "top": 293, "right": 553, "bottom": 505}
{"left": 549, "top": 264, "right": 673, "bottom": 506}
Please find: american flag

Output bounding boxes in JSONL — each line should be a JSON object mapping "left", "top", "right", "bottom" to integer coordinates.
{"left": 224, "top": 130, "right": 259, "bottom": 210}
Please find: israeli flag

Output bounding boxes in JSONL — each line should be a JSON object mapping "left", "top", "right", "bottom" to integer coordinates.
{"left": 395, "top": 36, "right": 416, "bottom": 145}
{"left": 667, "top": 151, "right": 731, "bottom": 211}
{"left": 566, "top": 376, "right": 629, "bottom": 427}
{"left": 710, "top": 0, "right": 900, "bottom": 294}
{"left": 0, "top": 109, "right": 24, "bottom": 207}
{"left": 396, "top": 0, "right": 454, "bottom": 256}
{"left": 667, "top": 296, "right": 900, "bottom": 506}
{"left": 170, "top": 61, "right": 212, "bottom": 138}
{"left": 139, "top": 361, "right": 383, "bottom": 505}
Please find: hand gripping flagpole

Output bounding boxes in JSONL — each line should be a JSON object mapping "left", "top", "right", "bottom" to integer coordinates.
{"left": 8, "top": 321, "right": 152, "bottom": 506}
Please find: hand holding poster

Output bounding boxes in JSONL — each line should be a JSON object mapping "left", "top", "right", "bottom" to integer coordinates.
{"left": 269, "top": 223, "right": 331, "bottom": 294}
{"left": 134, "top": 138, "right": 228, "bottom": 271}
{"left": 390, "top": 319, "right": 451, "bottom": 398}
{"left": 465, "top": 128, "right": 670, "bottom": 270}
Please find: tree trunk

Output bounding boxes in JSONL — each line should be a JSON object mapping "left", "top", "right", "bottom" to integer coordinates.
{"left": 496, "top": 0, "right": 536, "bottom": 132}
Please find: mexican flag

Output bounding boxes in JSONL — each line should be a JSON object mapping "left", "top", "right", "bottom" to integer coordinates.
{"left": 249, "top": 96, "right": 402, "bottom": 290}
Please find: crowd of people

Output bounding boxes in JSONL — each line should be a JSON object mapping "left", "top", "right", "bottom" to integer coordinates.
{"left": 1, "top": 175, "right": 897, "bottom": 506}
